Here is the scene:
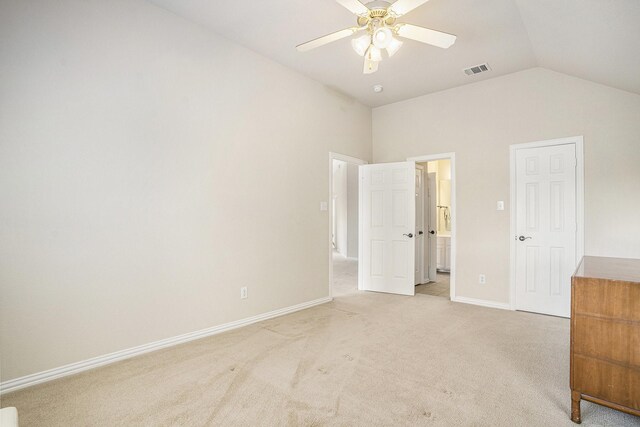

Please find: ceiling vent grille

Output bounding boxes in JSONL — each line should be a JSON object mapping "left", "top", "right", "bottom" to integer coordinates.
{"left": 463, "top": 63, "right": 491, "bottom": 76}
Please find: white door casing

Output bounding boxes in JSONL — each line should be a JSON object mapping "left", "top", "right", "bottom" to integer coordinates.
{"left": 415, "top": 166, "right": 424, "bottom": 285}
{"left": 427, "top": 172, "right": 438, "bottom": 282}
{"left": 514, "top": 143, "right": 577, "bottom": 317}
{"left": 329, "top": 152, "right": 367, "bottom": 300}
{"left": 359, "top": 161, "right": 416, "bottom": 296}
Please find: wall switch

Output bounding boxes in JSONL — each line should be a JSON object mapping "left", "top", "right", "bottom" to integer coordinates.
{"left": 479, "top": 274, "right": 486, "bottom": 285}
{"left": 320, "top": 201, "right": 328, "bottom": 211}
{"left": 497, "top": 201, "right": 504, "bottom": 211}
{"left": 240, "top": 287, "right": 248, "bottom": 299}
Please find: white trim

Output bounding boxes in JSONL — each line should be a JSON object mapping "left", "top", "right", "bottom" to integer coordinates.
{"left": 451, "top": 296, "right": 511, "bottom": 311}
{"left": 0, "top": 296, "right": 332, "bottom": 395}
{"left": 509, "top": 136, "right": 585, "bottom": 312}
{"left": 358, "top": 166, "right": 363, "bottom": 291}
{"left": 415, "top": 164, "right": 425, "bottom": 285}
{"left": 407, "top": 153, "right": 457, "bottom": 301}
{"left": 329, "top": 152, "right": 367, "bottom": 298}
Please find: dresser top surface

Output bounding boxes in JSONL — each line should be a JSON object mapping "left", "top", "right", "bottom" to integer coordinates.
{"left": 574, "top": 256, "right": 640, "bottom": 283}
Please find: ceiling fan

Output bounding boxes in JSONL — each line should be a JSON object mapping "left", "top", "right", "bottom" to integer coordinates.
{"left": 296, "top": 0, "right": 456, "bottom": 74}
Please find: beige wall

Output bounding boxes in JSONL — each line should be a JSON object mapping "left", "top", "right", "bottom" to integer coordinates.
{"left": 0, "top": 0, "right": 371, "bottom": 381}
{"left": 373, "top": 67, "right": 640, "bottom": 304}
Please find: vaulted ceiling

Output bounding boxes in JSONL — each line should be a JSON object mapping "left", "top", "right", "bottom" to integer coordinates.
{"left": 147, "top": 0, "right": 640, "bottom": 107}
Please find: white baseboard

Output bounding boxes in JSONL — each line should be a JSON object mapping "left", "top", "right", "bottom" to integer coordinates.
{"left": 451, "top": 296, "right": 512, "bottom": 311}
{"left": 0, "top": 296, "right": 332, "bottom": 395}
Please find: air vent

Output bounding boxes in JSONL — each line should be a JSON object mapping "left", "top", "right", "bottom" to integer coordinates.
{"left": 463, "top": 63, "right": 491, "bottom": 76}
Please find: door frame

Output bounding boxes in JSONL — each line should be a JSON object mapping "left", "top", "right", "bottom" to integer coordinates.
{"left": 509, "top": 136, "right": 585, "bottom": 311}
{"left": 329, "top": 152, "right": 367, "bottom": 299}
{"left": 407, "top": 153, "right": 457, "bottom": 301}
{"left": 415, "top": 164, "right": 425, "bottom": 285}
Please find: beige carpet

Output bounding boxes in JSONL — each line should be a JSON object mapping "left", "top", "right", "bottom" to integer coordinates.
{"left": 2, "top": 292, "right": 638, "bottom": 426}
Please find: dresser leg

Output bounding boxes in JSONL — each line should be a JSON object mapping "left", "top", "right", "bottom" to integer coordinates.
{"left": 571, "top": 391, "right": 581, "bottom": 424}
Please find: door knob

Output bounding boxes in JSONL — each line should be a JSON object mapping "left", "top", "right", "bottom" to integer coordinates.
{"left": 418, "top": 231, "right": 424, "bottom": 235}
{"left": 403, "top": 233, "right": 414, "bottom": 238}
{"left": 429, "top": 230, "right": 435, "bottom": 235}
{"left": 518, "top": 235, "right": 532, "bottom": 241}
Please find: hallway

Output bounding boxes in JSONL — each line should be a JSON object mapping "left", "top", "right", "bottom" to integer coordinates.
{"left": 332, "top": 251, "right": 358, "bottom": 297}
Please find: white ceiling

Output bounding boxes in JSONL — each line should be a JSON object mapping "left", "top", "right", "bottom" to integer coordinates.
{"left": 147, "top": 0, "right": 640, "bottom": 107}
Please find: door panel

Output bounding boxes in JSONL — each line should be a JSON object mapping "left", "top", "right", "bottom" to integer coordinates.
{"left": 515, "top": 144, "right": 577, "bottom": 317}
{"left": 360, "top": 162, "right": 416, "bottom": 296}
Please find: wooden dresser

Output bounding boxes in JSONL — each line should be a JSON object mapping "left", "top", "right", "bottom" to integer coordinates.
{"left": 570, "top": 256, "right": 640, "bottom": 423}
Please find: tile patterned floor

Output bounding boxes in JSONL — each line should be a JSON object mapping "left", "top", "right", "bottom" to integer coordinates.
{"left": 415, "top": 273, "right": 451, "bottom": 298}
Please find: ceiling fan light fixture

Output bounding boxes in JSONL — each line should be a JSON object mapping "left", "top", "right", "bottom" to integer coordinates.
{"left": 385, "top": 36, "right": 403, "bottom": 57}
{"left": 351, "top": 34, "right": 371, "bottom": 56}
{"left": 296, "top": 0, "right": 457, "bottom": 75}
{"left": 372, "top": 27, "right": 393, "bottom": 49}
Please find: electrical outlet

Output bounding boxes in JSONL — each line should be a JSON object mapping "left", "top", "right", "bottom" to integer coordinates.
{"left": 479, "top": 274, "right": 486, "bottom": 285}
{"left": 240, "top": 287, "right": 248, "bottom": 299}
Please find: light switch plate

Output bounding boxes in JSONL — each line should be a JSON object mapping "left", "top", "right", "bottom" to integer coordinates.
{"left": 497, "top": 201, "right": 504, "bottom": 211}
{"left": 320, "top": 201, "right": 328, "bottom": 211}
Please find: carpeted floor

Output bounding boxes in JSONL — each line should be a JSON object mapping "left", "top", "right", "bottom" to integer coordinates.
{"left": 2, "top": 292, "right": 638, "bottom": 426}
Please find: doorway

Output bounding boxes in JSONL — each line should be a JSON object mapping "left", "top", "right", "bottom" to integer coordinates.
{"left": 329, "top": 153, "right": 367, "bottom": 298}
{"left": 356, "top": 154, "right": 456, "bottom": 299}
{"left": 414, "top": 159, "right": 452, "bottom": 299}
{"left": 408, "top": 153, "right": 456, "bottom": 300}
{"left": 510, "top": 137, "right": 584, "bottom": 318}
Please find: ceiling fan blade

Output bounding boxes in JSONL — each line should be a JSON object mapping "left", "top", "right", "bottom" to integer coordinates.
{"left": 336, "top": 0, "right": 369, "bottom": 16}
{"left": 389, "top": 0, "right": 430, "bottom": 16}
{"left": 296, "top": 27, "right": 361, "bottom": 52}
{"left": 396, "top": 24, "right": 456, "bottom": 48}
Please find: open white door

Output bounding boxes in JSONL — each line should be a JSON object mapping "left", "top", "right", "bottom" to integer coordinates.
{"left": 359, "top": 161, "right": 416, "bottom": 296}
{"left": 426, "top": 172, "right": 438, "bottom": 282}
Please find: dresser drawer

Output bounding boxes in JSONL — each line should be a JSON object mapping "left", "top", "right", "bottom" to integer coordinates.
{"left": 573, "top": 278, "right": 640, "bottom": 321}
{"left": 572, "top": 355, "right": 640, "bottom": 410}
{"left": 573, "top": 315, "right": 640, "bottom": 368}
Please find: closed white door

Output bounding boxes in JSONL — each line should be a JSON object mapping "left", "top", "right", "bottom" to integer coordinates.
{"left": 359, "top": 161, "right": 416, "bottom": 296}
{"left": 426, "top": 172, "right": 438, "bottom": 281}
{"left": 515, "top": 143, "right": 577, "bottom": 317}
{"left": 415, "top": 166, "right": 424, "bottom": 284}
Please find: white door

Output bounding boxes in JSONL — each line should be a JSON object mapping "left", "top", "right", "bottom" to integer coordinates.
{"left": 359, "top": 161, "right": 416, "bottom": 296}
{"left": 414, "top": 166, "right": 424, "bottom": 285}
{"left": 426, "top": 172, "right": 438, "bottom": 281}
{"left": 515, "top": 143, "right": 577, "bottom": 317}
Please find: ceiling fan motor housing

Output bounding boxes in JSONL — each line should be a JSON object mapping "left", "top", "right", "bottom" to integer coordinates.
{"left": 357, "top": 1, "right": 397, "bottom": 27}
